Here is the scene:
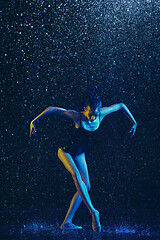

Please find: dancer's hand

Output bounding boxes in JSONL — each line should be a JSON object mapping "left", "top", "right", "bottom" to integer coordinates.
{"left": 129, "top": 123, "right": 137, "bottom": 138}
{"left": 30, "top": 121, "right": 37, "bottom": 137}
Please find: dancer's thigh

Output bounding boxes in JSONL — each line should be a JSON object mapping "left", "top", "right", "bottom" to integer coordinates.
{"left": 73, "top": 152, "right": 91, "bottom": 189}
{"left": 58, "top": 148, "right": 79, "bottom": 176}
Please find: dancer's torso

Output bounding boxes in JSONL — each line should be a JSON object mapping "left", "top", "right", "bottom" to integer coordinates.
{"left": 59, "top": 112, "right": 100, "bottom": 157}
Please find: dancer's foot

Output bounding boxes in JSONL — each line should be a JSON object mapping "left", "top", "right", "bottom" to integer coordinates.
{"left": 91, "top": 210, "right": 101, "bottom": 233}
{"left": 60, "top": 222, "right": 82, "bottom": 230}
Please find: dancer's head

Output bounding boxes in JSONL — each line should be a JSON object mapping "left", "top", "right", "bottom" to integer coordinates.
{"left": 84, "top": 95, "right": 102, "bottom": 121}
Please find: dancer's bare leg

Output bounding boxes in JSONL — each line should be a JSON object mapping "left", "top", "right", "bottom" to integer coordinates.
{"left": 58, "top": 148, "right": 101, "bottom": 232}
{"left": 61, "top": 191, "right": 82, "bottom": 225}
{"left": 61, "top": 152, "right": 91, "bottom": 225}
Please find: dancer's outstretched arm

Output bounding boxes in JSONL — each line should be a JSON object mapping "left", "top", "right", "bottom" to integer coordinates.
{"left": 30, "top": 107, "right": 78, "bottom": 137}
{"left": 100, "top": 103, "right": 137, "bottom": 137}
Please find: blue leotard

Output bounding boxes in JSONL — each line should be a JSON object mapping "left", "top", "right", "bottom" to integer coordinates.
{"left": 59, "top": 113, "right": 100, "bottom": 157}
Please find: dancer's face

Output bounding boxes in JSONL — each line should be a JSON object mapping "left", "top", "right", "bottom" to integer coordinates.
{"left": 84, "top": 106, "right": 100, "bottom": 122}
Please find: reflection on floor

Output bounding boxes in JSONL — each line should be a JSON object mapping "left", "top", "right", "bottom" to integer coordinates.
{"left": 0, "top": 208, "right": 159, "bottom": 240}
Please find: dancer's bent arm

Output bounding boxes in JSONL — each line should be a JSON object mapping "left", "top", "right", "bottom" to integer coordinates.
{"left": 100, "top": 103, "right": 137, "bottom": 137}
{"left": 30, "top": 106, "right": 78, "bottom": 137}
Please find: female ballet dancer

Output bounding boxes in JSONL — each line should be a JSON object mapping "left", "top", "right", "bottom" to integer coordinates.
{"left": 30, "top": 95, "right": 137, "bottom": 232}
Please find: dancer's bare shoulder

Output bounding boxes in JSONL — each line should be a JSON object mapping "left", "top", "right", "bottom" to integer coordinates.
{"left": 64, "top": 110, "right": 80, "bottom": 123}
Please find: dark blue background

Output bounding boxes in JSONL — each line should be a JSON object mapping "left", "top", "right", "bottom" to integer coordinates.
{"left": 1, "top": 0, "right": 160, "bottom": 214}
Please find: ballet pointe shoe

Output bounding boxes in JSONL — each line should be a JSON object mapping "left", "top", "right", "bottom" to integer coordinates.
{"left": 60, "top": 222, "right": 82, "bottom": 230}
{"left": 91, "top": 210, "right": 101, "bottom": 233}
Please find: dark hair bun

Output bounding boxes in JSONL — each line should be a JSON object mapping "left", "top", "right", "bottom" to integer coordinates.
{"left": 84, "top": 94, "right": 102, "bottom": 109}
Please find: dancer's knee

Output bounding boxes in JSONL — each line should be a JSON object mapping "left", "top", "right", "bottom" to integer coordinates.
{"left": 72, "top": 171, "right": 91, "bottom": 191}
{"left": 72, "top": 170, "right": 82, "bottom": 182}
